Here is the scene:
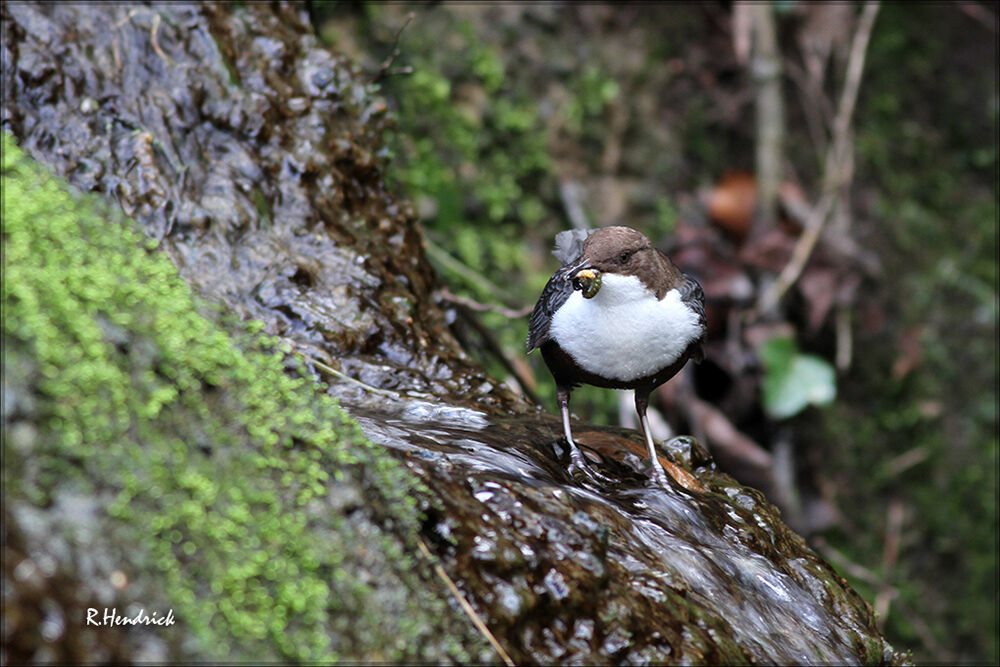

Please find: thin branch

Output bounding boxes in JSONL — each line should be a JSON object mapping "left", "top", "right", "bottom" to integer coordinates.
{"left": 875, "top": 497, "right": 905, "bottom": 628}
{"left": 831, "top": 3, "right": 880, "bottom": 163}
{"left": 834, "top": 304, "right": 853, "bottom": 370}
{"left": 294, "top": 346, "right": 403, "bottom": 399}
{"left": 785, "top": 58, "right": 833, "bottom": 163}
{"left": 811, "top": 536, "right": 895, "bottom": 593}
{"left": 370, "top": 12, "right": 415, "bottom": 85}
{"left": 686, "top": 394, "right": 773, "bottom": 471}
{"left": 450, "top": 300, "right": 542, "bottom": 406}
{"left": 113, "top": 8, "right": 171, "bottom": 66}
{"left": 748, "top": 2, "right": 785, "bottom": 236}
{"left": 417, "top": 538, "right": 516, "bottom": 667}
{"left": 957, "top": 2, "right": 998, "bottom": 33}
{"left": 756, "top": 1, "right": 880, "bottom": 314}
{"left": 886, "top": 594, "right": 953, "bottom": 662}
{"left": 882, "top": 445, "right": 931, "bottom": 477}
{"left": 423, "top": 237, "right": 521, "bottom": 309}
{"left": 150, "top": 13, "right": 171, "bottom": 66}
{"left": 437, "top": 288, "right": 533, "bottom": 319}
{"left": 756, "top": 189, "right": 836, "bottom": 314}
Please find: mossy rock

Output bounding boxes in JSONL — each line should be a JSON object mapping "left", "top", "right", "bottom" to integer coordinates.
{"left": 1, "top": 133, "right": 490, "bottom": 662}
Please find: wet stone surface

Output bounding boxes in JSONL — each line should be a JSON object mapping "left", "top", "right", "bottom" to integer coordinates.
{"left": 356, "top": 402, "right": 904, "bottom": 664}
{"left": 1, "top": 0, "right": 521, "bottom": 412}
{"left": 2, "top": 2, "right": 907, "bottom": 664}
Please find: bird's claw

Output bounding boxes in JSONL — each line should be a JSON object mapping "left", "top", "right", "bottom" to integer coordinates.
{"left": 566, "top": 444, "right": 615, "bottom": 484}
{"left": 649, "top": 469, "right": 671, "bottom": 489}
{"left": 647, "top": 461, "right": 672, "bottom": 490}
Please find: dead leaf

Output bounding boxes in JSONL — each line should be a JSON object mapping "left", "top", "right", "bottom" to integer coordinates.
{"left": 798, "top": 266, "right": 838, "bottom": 332}
{"left": 706, "top": 171, "right": 757, "bottom": 240}
{"left": 891, "top": 327, "right": 924, "bottom": 380}
{"left": 738, "top": 226, "right": 795, "bottom": 272}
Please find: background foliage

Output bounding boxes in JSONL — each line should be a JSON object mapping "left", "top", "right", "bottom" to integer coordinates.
{"left": 317, "top": 3, "right": 997, "bottom": 664}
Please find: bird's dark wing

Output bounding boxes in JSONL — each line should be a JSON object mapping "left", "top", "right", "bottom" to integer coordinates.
{"left": 679, "top": 273, "right": 708, "bottom": 363}
{"left": 526, "top": 267, "right": 575, "bottom": 352}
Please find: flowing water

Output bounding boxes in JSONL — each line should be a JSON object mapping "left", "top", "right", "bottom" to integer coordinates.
{"left": 354, "top": 398, "right": 896, "bottom": 664}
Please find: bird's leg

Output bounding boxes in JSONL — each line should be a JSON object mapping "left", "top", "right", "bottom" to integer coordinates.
{"left": 557, "top": 386, "right": 589, "bottom": 474}
{"left": 635, "top": 388, "right": 670, "bottom": 488}
{"left": 557, "top": 386, "right": 612, "bottom": 483}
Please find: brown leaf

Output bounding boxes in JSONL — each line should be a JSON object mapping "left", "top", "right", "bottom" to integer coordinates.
{"left": 706, "top": 171, "right": 757, "bottom": 240}
{"left": 798, "top": 266, "right": 838, "bottom": 332}
{"left": 738, "top": 227, "right": 795, "bottom": 273}
{"left": 891, "top": 326, "right": 924, "bottom": 380}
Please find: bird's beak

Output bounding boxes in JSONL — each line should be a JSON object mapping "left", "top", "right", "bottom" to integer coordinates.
{"left": 562, "top": 256, "right": 591, "bottom": 279}
{"left": 571, "top": 267, "right": 602, "bottom": 299}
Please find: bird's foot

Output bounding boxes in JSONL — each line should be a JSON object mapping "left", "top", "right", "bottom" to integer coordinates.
{"left": 568, "top": 459, "right": 617, "bottom": 485}
{"left": 648, "top": 461, "right": 672, "bottom": 490}
{"left": 566, "top": 443, "right": 615, "bottom": 485}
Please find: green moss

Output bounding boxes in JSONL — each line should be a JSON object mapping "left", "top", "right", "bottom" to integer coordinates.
{"left": 1, "top": 133, "right": 487, "bottom": 661}
{"left": 340, "top": 11, "right": 554, "bottom": 393}
{"left": 384, "top": 32, "right": 550, "bottom": 232}
{"left": 372, "top": 13, "right": 548, "bottom": 259}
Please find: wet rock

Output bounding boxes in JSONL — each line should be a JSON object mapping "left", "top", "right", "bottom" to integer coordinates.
{"left": 1, "top": 0, "right": 519, "bottom": 412}
{"left": 2, "top": 2, "right": 909, "bottom": 665}
{"left": 2, "top": 136, "right": 494, "bottom": 662}
{"left": 359, "top": 406, "right": 907, "bottom": 664}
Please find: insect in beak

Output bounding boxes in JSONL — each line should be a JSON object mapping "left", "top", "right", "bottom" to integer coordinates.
{"left": 572, "top": 268, "right": 602, "bottom": 299}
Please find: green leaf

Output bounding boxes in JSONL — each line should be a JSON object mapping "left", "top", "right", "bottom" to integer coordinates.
{"left": 760, "top": 336, "right": 837, "bottom": 419}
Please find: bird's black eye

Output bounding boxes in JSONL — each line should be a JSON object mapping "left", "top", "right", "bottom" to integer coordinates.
{"left": 619, "top": 251, "right": 630, "bottom": 263}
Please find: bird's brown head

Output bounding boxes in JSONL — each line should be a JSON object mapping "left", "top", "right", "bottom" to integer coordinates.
{"left": 580, "top": 227, "right": 655, "bottom": 273}
{"left": 565, "top": 226, "right": 681, "bottom": 298}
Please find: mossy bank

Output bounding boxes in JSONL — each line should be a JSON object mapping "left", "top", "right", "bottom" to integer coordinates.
{"left": 1, "top": 134, "right": 490, "bottom": 662}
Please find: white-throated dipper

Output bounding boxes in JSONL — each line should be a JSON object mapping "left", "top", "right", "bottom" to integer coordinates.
{"left": 527, "top": 226, "right": 707, "bottom": 486}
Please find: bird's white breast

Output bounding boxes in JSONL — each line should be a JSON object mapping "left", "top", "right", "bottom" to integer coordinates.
{"left": 549, "top": 273, "right": 702, "bottom": 382}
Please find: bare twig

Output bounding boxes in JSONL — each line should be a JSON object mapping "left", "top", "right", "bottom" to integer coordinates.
{"left": 834, "top": 305, "right": 853, "bottom": 370}
{"left": 886, "top": 595, "right": 953, "bottom": 662}
{"left": 785, "top": 58, "right": 833, "bottom": 162}
{"left": 747, "top": 2, "right": 784, "bottom": 236}
{"left": 113, "top": 8, "right": 171, "bottom": 66}
{"left": 450, "top": 300, "right": 542, "bottom": 406}
{"left": 882, "top": 445, "right": 931, "bottom": 477}
{"left": 293, "top": 347, "right": 403, "bottom": 399}
{"left": 686, "top": 394, "right": 773, "bottom": 471}
{"left": 830, "top": 4, "right": 880, "bottom": 165}
{"left": 113, "top": 7, "right": 141, "bottom": 29}
{"left": 423, "top": 237, "right": 521, "bottom": 309}
{"left": 957, "top": 2, "right": 998, "bottom": 33}
{"left": 437, "top": 288, "right": 532, "bottom": 320}
{"left": 771, "top": 431, "right": 802, "bottom": 526}
{"left": 756, "top": 2, "right": 880, "bottom": 315}
{"left": 417, "top": 538, "right": 516, "bottom": 667}
{"left": 150, "top": 13, "right": 171, "bottom": 66}
{"left": 811, "top": 536, "right": 893, "bottom": 592}
{"left": 371, "top": 12, "right": 415, "bottom": 85}
{"left": 875, "top": 497, "right": 905, "bottom": 628}
{"left": 112, "top": 36, "right": 122, "bottom": 74}
{"left": 600, "top": 99, "right": 629, "bottom": 174}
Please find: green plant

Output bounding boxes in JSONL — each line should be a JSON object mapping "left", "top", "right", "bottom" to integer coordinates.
{"left": 759, "top": 336, "right": 836, "bottom": 419}
{"left": 1, "top": 132, "right": 486, "bottom": 662}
